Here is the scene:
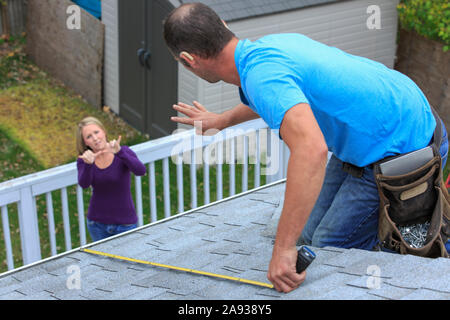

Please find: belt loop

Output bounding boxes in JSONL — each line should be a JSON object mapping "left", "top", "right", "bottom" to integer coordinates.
{"left": 342, "top": 162, "right": 364, "bottom": 178}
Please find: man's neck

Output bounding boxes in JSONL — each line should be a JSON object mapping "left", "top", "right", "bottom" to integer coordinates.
{"left": 214, "top": 37, "right": 241, "bottom": 87}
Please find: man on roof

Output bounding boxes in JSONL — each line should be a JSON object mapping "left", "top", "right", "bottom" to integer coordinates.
{"left": 162, "top": 2, "right": 448, "bottom": 293}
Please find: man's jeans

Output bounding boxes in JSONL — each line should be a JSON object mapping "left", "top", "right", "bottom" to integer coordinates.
{"left": 299, "top": 119, "right": 449, "bottom": 252}
{"left": 87, "top": 219, "right": 137, "bottom": 242}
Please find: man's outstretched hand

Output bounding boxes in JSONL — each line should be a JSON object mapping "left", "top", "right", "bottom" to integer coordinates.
{"left": 171, "top": 101, "right": 225, "bottom": 135}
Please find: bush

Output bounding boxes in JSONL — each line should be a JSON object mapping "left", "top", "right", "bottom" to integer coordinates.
{"left": 397, "top": 0, "right": 450, "bottom": 51}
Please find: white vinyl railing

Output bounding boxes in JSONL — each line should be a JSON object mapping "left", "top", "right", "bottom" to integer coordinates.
{"left": 0, "top": 119, "right": 290, "bottom": 271}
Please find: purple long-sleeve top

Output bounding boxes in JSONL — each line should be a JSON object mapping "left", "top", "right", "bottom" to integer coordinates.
{"left": 77, "top": 145, "right": 146, "bottom": 224}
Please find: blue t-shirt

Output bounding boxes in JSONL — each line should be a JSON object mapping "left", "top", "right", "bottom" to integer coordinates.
{"left": 235, "top": 33, "right": 436, "bottom": 167}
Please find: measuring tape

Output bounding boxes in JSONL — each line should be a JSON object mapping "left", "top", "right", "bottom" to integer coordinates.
{"left": 81, "top": 248, "right": 274, "bottom": 289}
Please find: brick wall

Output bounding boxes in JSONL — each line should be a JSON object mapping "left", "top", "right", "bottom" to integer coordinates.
{"left": 25, "top": 0, "right": 104, "bottom": 108}
{"left": 395, "top": 29, "right": 450, "bottom": 131}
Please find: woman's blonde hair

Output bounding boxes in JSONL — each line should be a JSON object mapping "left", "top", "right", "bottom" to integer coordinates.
{"left": 76, "top": 117, "right": 108, "bottom": 155}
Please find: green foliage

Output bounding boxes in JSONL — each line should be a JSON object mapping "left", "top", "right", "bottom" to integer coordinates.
{"left": 397, "top": 0, "right": 450, "bottom": 51}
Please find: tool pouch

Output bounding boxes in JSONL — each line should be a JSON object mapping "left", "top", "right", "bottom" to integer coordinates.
{"left": 373, "top": 108, "right": 449, "bottom": 258}
{"left": 374, "top": 155, "right": 449, "bottom": 257}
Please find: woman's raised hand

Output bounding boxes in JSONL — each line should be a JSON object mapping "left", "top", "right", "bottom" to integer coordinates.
{"left": 78, "top": 149, "right": 104, "bottom": 164}
{"left": 106, "top": 135, "right": 122, "bottom": 154}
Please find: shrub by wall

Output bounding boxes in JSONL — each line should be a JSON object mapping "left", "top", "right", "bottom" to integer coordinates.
{"left": 397, "top": 0, "right": 449, "bottom": 51}
{"left": 395, "top": 0, "right": 450, "bottom": 130}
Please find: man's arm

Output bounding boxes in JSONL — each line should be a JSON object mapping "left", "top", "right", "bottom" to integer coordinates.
{"left": 172, "top": 101, "right": 259, "bottom": 134}
{"left": 267, "top": 103, "right": 328, "bottom": 293}
{"left": 221, "top": 103, "right": 260, "bottom": 127}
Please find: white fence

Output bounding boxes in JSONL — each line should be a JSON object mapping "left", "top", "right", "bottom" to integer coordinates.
{"left": 0, "top": 119, "right": 291, "bottom": 272}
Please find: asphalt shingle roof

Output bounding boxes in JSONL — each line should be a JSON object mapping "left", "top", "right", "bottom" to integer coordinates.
{"left": 181, "top": 0, "right": 340, "bottom": 21}
{"left": 0, "top": 180, "right": 449, "bottom": 300}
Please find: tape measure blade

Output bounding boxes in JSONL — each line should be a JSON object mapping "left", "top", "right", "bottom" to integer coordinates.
{"left": 80, "top": 248, "right": 274, "bottom": 289}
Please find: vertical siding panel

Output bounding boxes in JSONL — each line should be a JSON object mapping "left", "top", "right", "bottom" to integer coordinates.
{"left": 102, "top": 0, "right": 120, "bottom": 113}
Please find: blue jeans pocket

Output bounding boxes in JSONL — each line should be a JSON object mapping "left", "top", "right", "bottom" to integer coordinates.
{"left": 87, "top": 219, "right": 137, "bottom": 242}
{"left": 115, "top": 223, "right": 137, "bottom": 234}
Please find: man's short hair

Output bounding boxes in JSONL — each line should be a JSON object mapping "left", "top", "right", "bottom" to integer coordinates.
{"left": 163, "top": 2, "right": 235, "bottom": 59}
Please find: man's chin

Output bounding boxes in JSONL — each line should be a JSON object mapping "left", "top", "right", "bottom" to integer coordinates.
{"left": 205, "top": 78, "right": 220, "bottom": 84}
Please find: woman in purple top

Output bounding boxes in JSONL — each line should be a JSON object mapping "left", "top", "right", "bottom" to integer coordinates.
{"left": 76, "top": 117, "right": 146, "bottom": 241}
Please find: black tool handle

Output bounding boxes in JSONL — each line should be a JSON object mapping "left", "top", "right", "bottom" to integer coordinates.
{"left": 296, "top": 246, "right": 316, "bottom": 273}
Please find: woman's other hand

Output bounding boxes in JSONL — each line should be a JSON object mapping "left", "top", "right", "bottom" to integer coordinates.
{"left": 78, "top": 149, "right": 104, "bottom": 164}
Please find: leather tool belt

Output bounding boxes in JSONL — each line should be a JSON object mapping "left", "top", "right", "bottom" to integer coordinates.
{"left": 372, "top": 107, "right": 449, "bottom": 257}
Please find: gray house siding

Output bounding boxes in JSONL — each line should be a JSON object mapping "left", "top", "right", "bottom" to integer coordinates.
{"left": 178, "top": 63, "right": 199, "bottom": 110}
{"left": 102, "top": 0, "right": 120, "bottom": 114}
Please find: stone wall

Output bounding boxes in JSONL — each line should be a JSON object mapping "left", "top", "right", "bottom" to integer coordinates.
{"left": 25, "top": 0, "right": 104, "bottom": 108}
{"left": 395, "top": 29, "right": 450, "bottom": 131}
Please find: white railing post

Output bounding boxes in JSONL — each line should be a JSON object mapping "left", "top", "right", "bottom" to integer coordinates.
{"left": 229, "top": 137, "right": 236, "bottom": 196}
{"left": 1, "top": 205, "right": 14, "bottom": 270}
{"left": 254, "top": 130, "right": 261, "bottom": 188}
{"left": 163, "top": 158, "right": 171, "bottom": 218}
{"left": 61, "top": 187, "right": 72, "bottom": 251}
{"left": 216, "top": 141, "right": 223, "bottom": 201}
{"left": 45, "top": 192, "right": 57, "bottom": 256}
{"left": 242, "top": 135, "right": 249, "bottom": 192}
{"left": 135, "top": 176, "right": 143, "bottom": 226}
{"left": 203, "top": 152, "right": 210, "bottom": 205}
{"left": 76, "top": 186, "right": 87, "bottom": 246}
{"left": 265, "top": 129, "right": 273, "bottom": 183}
{"left": 275, "top": 137, "right": 285, "bottom": 181}
{"left": 190, "top": 148, "right": 197, "bottom": 209}
{"left": 17, "top": 186, "right": 41, "bottom": 265}
{"left": 149, "top": 162, "right": 157, "bottom": 222}
{"left": 176, "top": 153, "right": 184, "bottom": 213}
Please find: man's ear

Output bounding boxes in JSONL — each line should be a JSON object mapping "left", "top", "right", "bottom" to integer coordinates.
{"left": 180, "top": 51, "right": 194, "bottom": 61}
{"left": 179, "top": 51, "right": 194, "bottom": 68}
{"left": 221, "top": 19, "right": 230, "bottom": 30}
